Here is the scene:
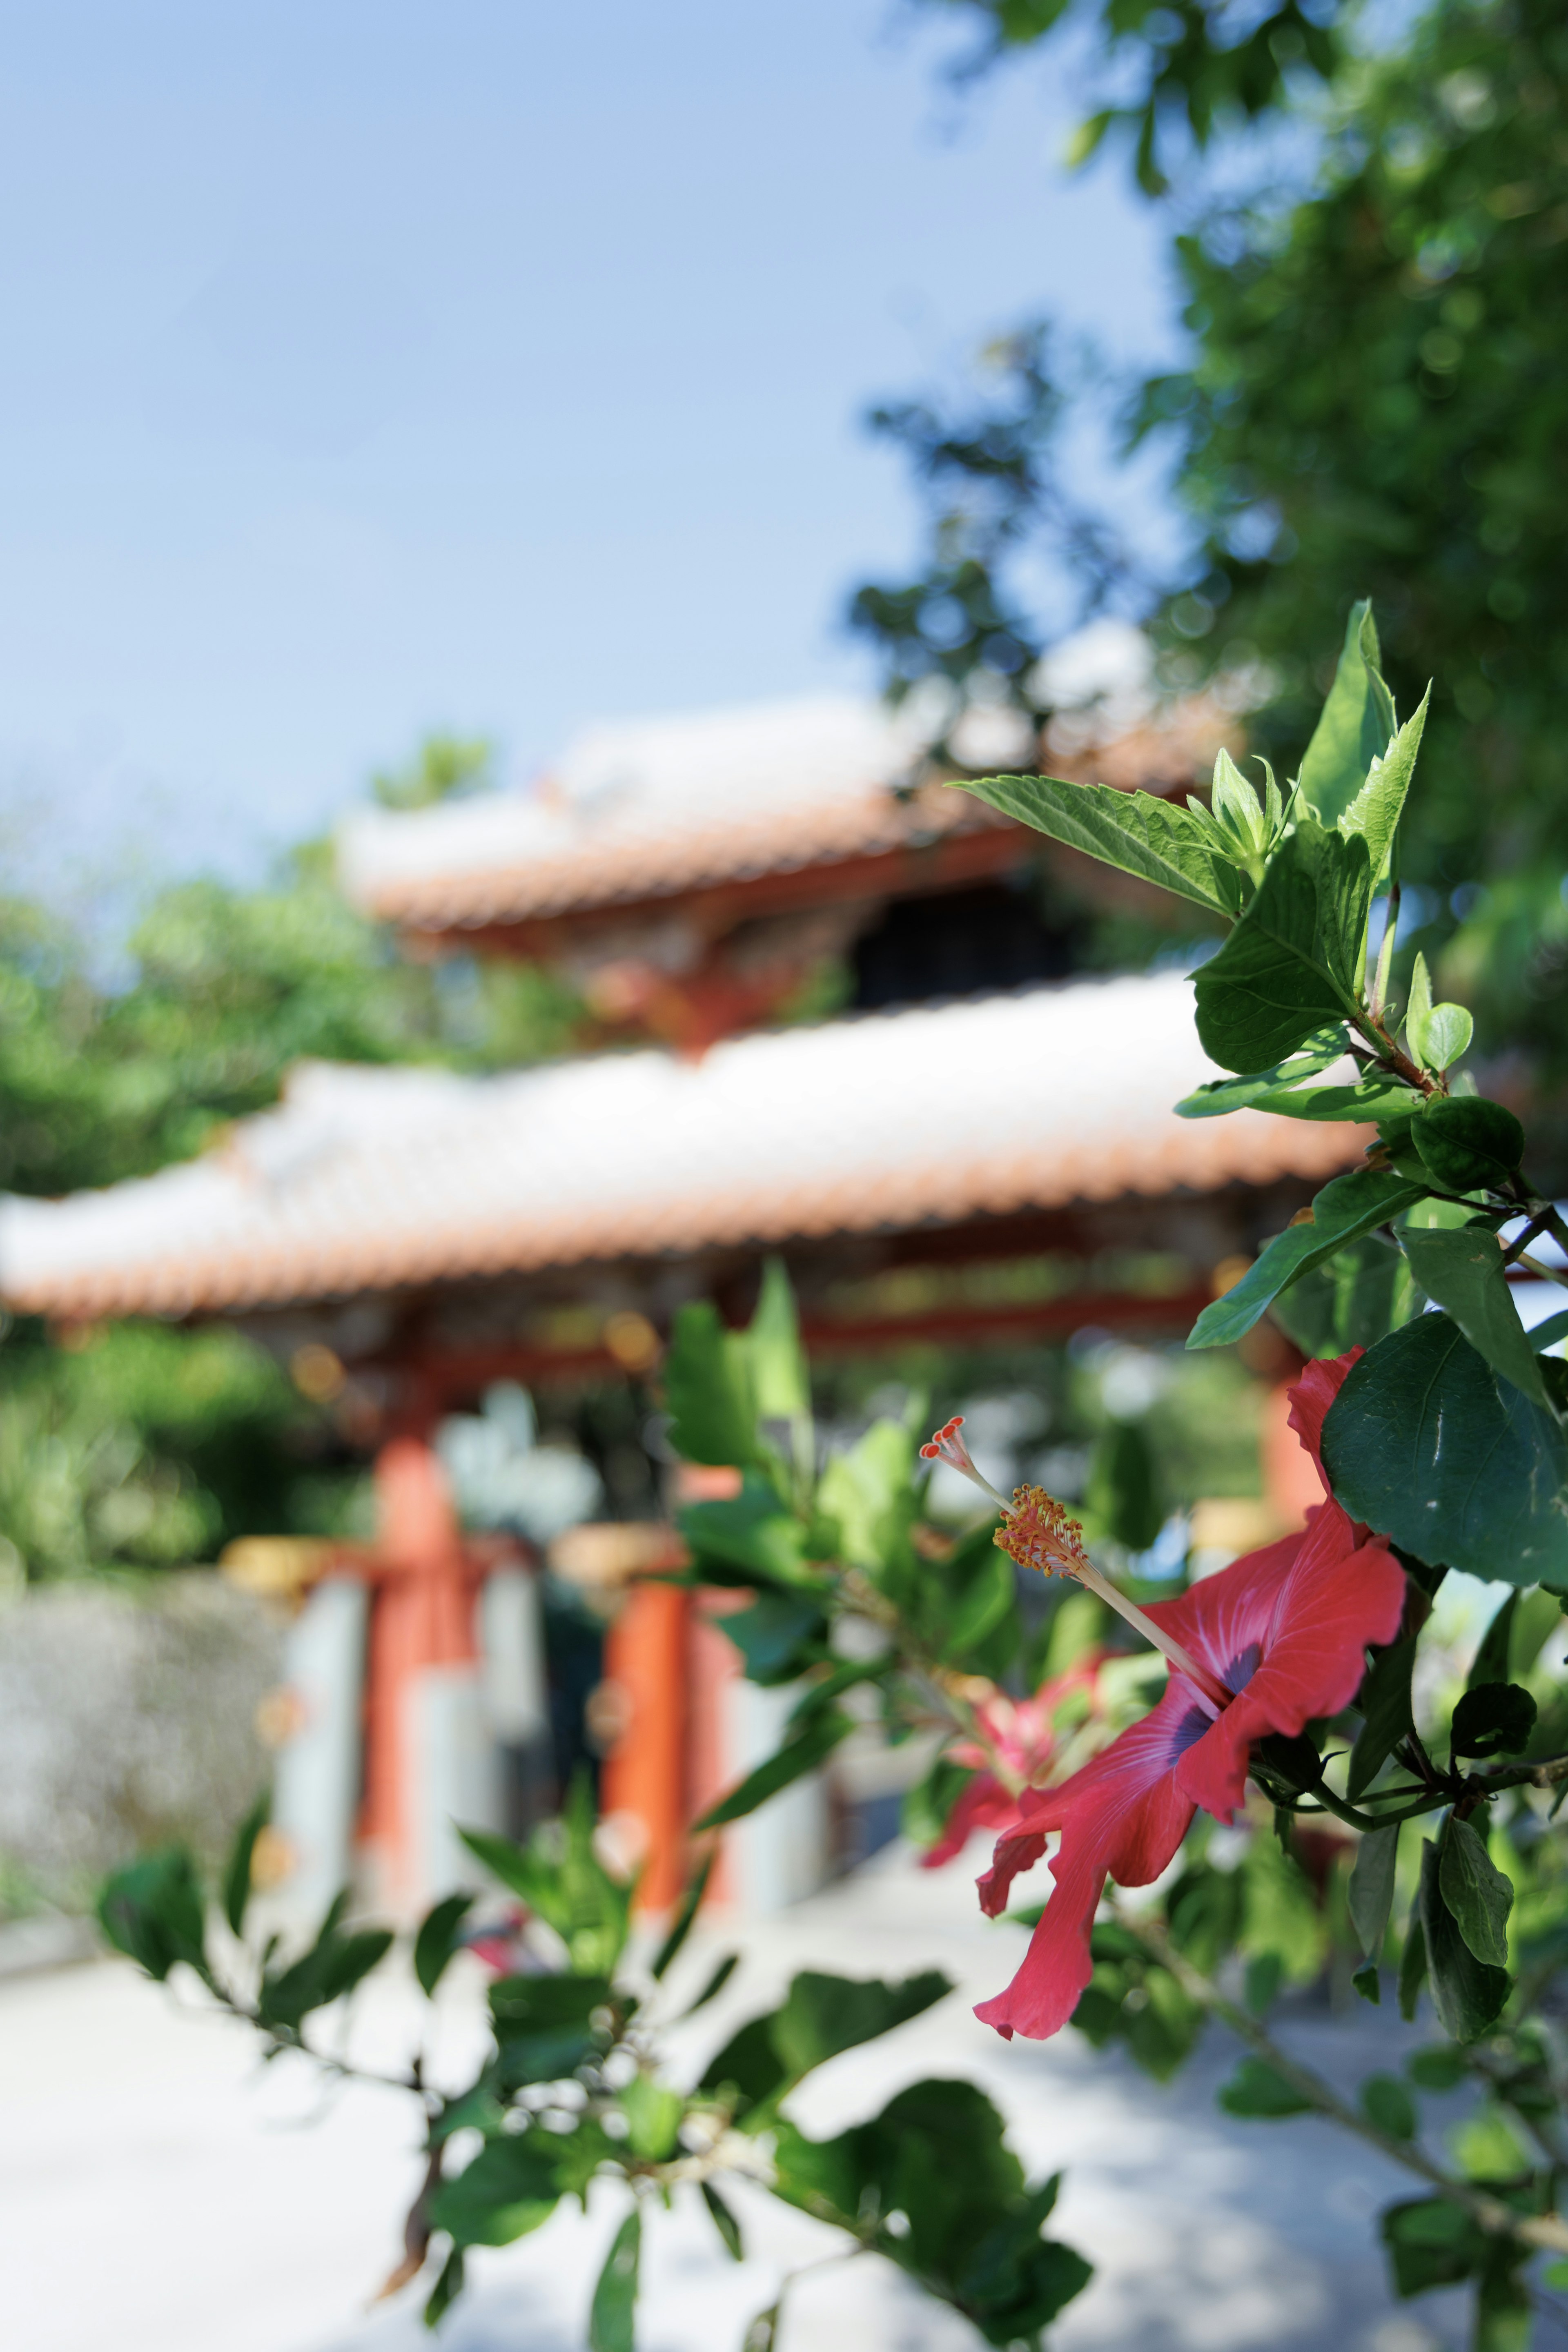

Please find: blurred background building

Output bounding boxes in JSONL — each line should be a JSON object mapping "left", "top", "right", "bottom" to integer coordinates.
{"left": 0, "top": 678, "right": 1355, "bottom": 1923}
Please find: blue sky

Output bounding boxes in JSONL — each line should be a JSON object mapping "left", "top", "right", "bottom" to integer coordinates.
{"left": 0, "top": 0, "right": 1179, "bottom": 898}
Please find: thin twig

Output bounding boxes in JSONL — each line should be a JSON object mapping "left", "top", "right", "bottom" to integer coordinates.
{"left": 1116, "top": 1909, "right": 1568, "bottom": 2258}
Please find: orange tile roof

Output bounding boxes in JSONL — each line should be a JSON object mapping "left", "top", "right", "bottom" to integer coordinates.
{"left": 0, "top": 976, "right": 1363, "bottom": 1322}
{"left": 338, "top": 694, "right": 1228, "bottom": 933}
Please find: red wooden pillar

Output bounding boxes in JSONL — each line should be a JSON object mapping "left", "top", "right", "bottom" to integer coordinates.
{"left": 360, "top": 1432, "right": 478, "bottom": 1908}
{"left": 601, "top": 1579, "right": 690, "bottom": 1913}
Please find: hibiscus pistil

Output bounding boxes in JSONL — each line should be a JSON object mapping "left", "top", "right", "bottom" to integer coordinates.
{"left": 922, "top": 1416, "right": 1232, "bottom": 1711}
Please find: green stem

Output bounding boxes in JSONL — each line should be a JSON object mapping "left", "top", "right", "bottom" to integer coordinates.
{"left": 1117, "top": 1908, "right": 1568, "bottom": 2258}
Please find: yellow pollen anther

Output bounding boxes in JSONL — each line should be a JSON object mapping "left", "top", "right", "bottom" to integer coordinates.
{"left": 995, "top": 1486, "right": 1092, "bottom": 1580}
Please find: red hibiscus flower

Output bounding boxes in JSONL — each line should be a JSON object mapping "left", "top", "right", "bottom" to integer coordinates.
{"left": 962, "top": 1353, "right": 1407, "bottom": 2042}
{"left": 919, "top": 1660, "right": 1108, "bottom": 1870}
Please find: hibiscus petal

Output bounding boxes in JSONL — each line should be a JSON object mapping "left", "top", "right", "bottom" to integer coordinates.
{"left": 973, "top": 1681, "right": 1205, "bottom": 2041}
{"left": 920, "top": 1773, "right": 1019, "bottom": 1870}
{"left": 1175, "top": 1524, "right": 1406, "bottom": 1821}
{"left": 1146, "top": 1531, "right": 1303, "bottom": 1693}
{"left": 1285, "top": 1348, "right": 1362, "bottom": 1487}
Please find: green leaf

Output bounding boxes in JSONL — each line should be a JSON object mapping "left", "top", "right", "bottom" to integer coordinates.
{"left": 719, "top": 1592, "right": 826, "bottom": 1685}
{"left": 700, "top": 2181, "right": 744, "bottom": 2261}
{"left": 748, "top": 1256, "right": 810, "bottom": 1426}
{"left": 1399, "top": 1225, "right": 1549, "bottom": 1407}
{"left": 619, "top": 2074, "right": 684, "bottom": 2162}
{"left": 97, "top": 1846, "right": 210, "bottom": 1984}
{"left": 1452, "top": 1682, "right": 1537, "bottom": 1760}
{"left": 1084, "top": 1417, "right": 1163, "bottom": 1549}
{"left": 422, "top": 2246, "right": 466, "bottom": 2328}
{"left": 1188, "top": 1167, "right": 1424, "bottom": 1349}
{"left": 1381, "top": 2195, "right": 1486, "bottom": 2297}
{"left": 1297, "top": 599, "right": 1397, "bottom": 831}
{"left": 675, "top": 1951, "right": 738, "bottom": 2018}
{"left": 960, "top": 771, "right": 1234, "bottom": 914}
{"left": 1193, "top": 819, "right": 1373, "bottom": 1073}
{"left": 1439, "top": 1818, "right": 1513, "bottom": 1970}
{"left": 902, "top": 1754, "right": 976, "bottom": 1853}
{"left": 678, "top": 1472, "right": 823, "bottom": 1590}
{"left": 699, "top": 1968, "right": 950, "bottom": 2125}
{"left": 1398, "top": 1900, "right": 1428, "bottom": 2022}
{"left": 1348, "top": 1637, "right": 1416, "bottom": 1800}
{"left": 1418, "top": 1836, "right": 1508, "bottom": 2042}
{"left": 1360, "top": 2072, "right": 1417, "bottom": 2140}
{"left": 1404, "top": 946, "right": 1474, "bottom": 1074}
{"left": 1405, "top": 2043, "right": 1468, "bottom": 2091}
{"left": 1470, "top": 1593, "right": 1518, "bottom": 1690}
{"left": 648, "top": 1849, "right": 714, "bottom": 1982}
{"left": 741, "top": 2304, "right": 780, "bottom": 2352}
{"left": 1174, "top": 1027, "right": 1346, "bottom": 1115}
{"left": 1269, "top": 1232, "right": 1424, "bottom": 1359}
{"left": 463, "top": 1775, "right": 633, "bottom": 1976}
{"left": 693, "top": 1706, "right": 852, "bottom": 1830}
{"left": 413, "top": 1891, "right": 474, "bottom": 1999}
{"left": 772, "top": 2078, "right": 1093, "bottom": 2343}
{"left": 1349, "top": 1824, "right": 1400, "bottom": 1960}
{"left": 1337, "top": 687, "right": 1430, "bottom": 881}
{"left": 1216, "top": 2056, "right": 1314, "bottom": 2117}
{"left": 261, "top": 1921, "right": 393, "bottom": 2031}
{"left": 222, "top": 1792, "right": 269, "bottom": 1939}
{"left": 1411, "top": 1096, "right": 1525, "bottom": 1193}
{"left": 430, "top": 2131, "right": 563, "bottom": 2250}
{"left": 1321, "top": 1314, "right": 1568, "bottom": 1586}
{"left": 1530, "top": 1307, "right": 1568, "bottom": 1354}
{"left": 663, "top": 1301, "right": 758, "bottom": 1469}
{"left": 941, "top": 1540, "right": 1018, "bottom": 1658}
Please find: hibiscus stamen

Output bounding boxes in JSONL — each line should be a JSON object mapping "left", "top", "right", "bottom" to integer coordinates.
{"left": 922, "top": 1420, "right": 1232, "bottom": 1711}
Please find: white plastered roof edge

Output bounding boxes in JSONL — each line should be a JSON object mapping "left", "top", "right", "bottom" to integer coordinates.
{"left": 0, "top": 973, "right": 1363, "bottom": 1318}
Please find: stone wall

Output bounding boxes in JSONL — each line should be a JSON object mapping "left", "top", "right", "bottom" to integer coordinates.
{"left": 0, "top": 1573, "right": 283, "bottom": 1914}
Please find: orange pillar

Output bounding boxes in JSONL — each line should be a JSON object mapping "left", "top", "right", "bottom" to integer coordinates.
{"left": 360, "top": 1433, "right": 478, "bottom": 1907}
{"left": 601, "top": 1579, "right": 690, "bottom": 1913}
{"left": 1259, "top": 1379, "right": 1325, "bottom": 1533}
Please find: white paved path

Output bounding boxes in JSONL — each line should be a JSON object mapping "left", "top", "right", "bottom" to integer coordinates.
{"left": 0, "top": 1843, "right": 1466, "bottom": 2352}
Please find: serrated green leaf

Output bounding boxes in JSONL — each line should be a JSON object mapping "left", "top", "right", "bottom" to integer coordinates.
{"left": 1192, "top": 818, "right": 1373, "bottom": 1073}
{"left": 1349, "top": 1823, "right": 1400, "bottom": 1960}
{"left": 1338, "top": 687, "right": 1429, "bottom": 880}
{"left": 1399, "top": 1225, "right": 1549, "bottom": 1406}
{"left": 1297, "top": 599, "right": 1397, "bottom": 830}
{"left": 960, "top": 771, "right": 1234, "bottom": 913}
{"left": 1439, "top": 1818, "right": 1513, "bottom": 1970}
{"left": 1188, "top": 1167, "right": 1424, "bottom": 1349}
{"left": 1321, "top": 1314, "right": 1568, "bottom": 1585}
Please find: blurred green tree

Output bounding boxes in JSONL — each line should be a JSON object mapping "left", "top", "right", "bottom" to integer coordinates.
{"left": 861, "top": 0, "right": 1568, "bottom": 1085}
{"left": 0, "top": 739, "right": 582, "bottom": 1576}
